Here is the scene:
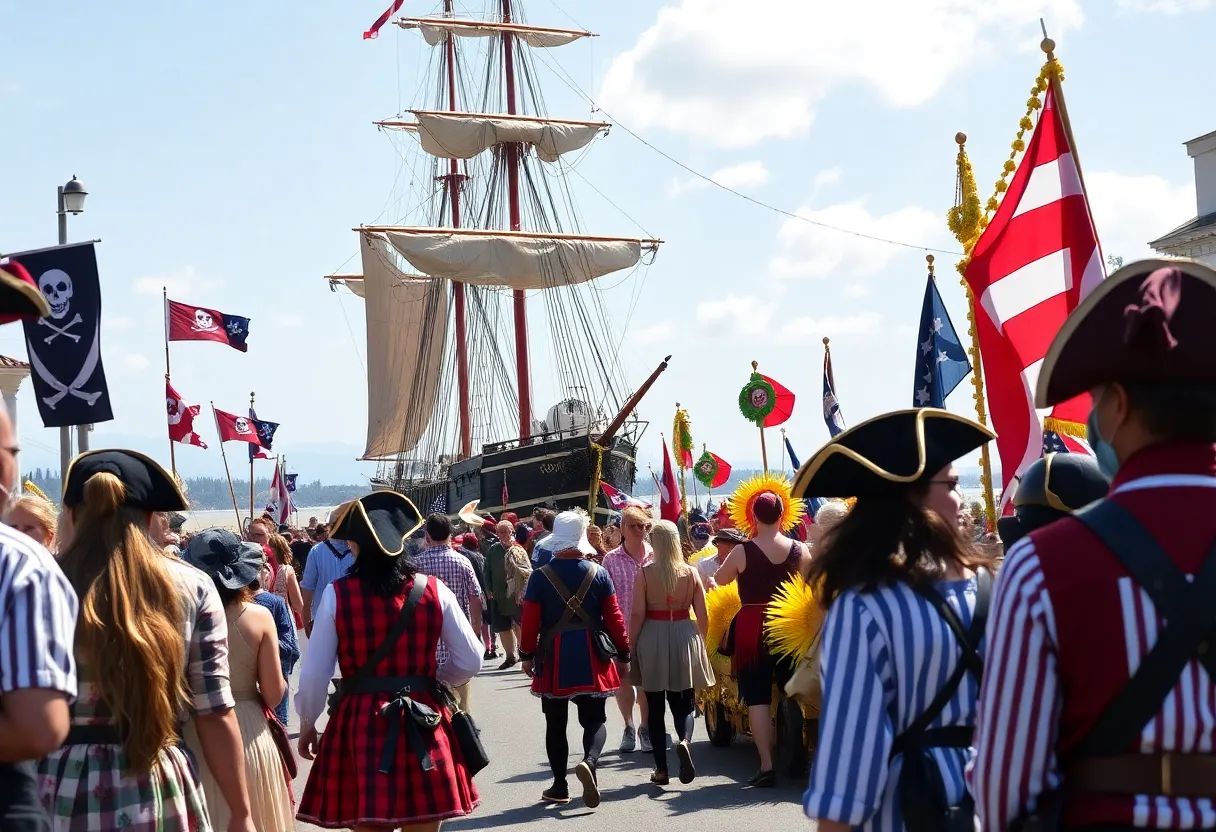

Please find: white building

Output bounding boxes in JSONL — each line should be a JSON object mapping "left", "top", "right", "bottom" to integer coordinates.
{"left": 1149, "top": 129, "right": 1216, "bottom": 266}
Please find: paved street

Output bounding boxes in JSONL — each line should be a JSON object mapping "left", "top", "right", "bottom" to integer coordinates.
{"left": 290, "top": 650, "right": 809, "bottom": 831}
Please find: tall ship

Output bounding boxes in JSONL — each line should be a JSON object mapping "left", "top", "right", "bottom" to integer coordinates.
{"left": 330, "top": 0, "right": 666, "bottom": 519}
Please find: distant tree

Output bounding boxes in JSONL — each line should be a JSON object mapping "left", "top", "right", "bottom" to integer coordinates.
{"left": 1107, "top": 254, "right": 1124, "bottom": 272}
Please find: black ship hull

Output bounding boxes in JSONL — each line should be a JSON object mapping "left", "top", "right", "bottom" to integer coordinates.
{"left": 382, "top": 433, "right": 638, "bottom": 521}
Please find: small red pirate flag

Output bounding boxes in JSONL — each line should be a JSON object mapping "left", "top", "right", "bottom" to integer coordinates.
{"left": 166, "top": 381, "right": 207, "bottom": 449}
{"left": 166, "top": 299, "right": 251, "bottom": 352}
{"left": 214, "top": 407, "right": 263, "bottom": 445}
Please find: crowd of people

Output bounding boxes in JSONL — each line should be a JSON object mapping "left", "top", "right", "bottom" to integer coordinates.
{"left": 3, "top": 258, "right": 1216, "bottom": 831}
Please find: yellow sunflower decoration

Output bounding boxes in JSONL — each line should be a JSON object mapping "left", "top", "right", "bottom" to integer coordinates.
{"left": 22, "top": 480, "right": 50, "bottom": 502}
{"left": 727, "top": 472, "right": 805, "bottom": 537}
{"left": 703, "top": 580, "right": 741, "bottom": 678}
{"left": 764, "top": 574, "right": 825, "bottom": 663}
{"left": 690, "top": 543, "right": 716, "bottom": 564}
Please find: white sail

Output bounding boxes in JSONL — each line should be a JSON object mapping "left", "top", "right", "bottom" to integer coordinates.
{"left": 331, "top": 277, "right": 365, "bottom": 298}
{"left": 405, "top": 111, "right": 607, "bottom": 164}
{"left": 383, "top": 229, "right": 644, "bottom": 290}
{"left": 399, "top": 18, "right": 591, "bottom": 49}
{"left": 360, "top": 235, "right": 449, "bottom": 460}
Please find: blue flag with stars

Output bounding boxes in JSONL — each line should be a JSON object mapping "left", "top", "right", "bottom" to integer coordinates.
{"left": 913, "top": 275, "right": 970, "bottom": 408}
{"left": 429, "top": 493, "right": 448, "bottom": 514}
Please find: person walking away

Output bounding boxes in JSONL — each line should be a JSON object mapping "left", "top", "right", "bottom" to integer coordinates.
{"left": 713, "top": 476, "right": 812, "bottom": 787}
{"left": 183, "top": 533, "right": 293, "bottom": 829}
{"left": 249, "top": 543, "right": 300, "bottom": 725}
{"left": 519, "top": 510, "right": 630, "bottom": 808}
{"left": 266, "top": 534, "right": 305, "bottom": 629}
{"left": 301, "top": 518, "right": 352, "bottom": 636}
{"left": 296, "top": 491, "right": 482, "bottom": 832}
{"left": 601, "top": 505, "right": 654, "bottom": 753}
{"left": 456, "top": 534, "right": 495, "bottom": 660}
{"left": 697, "top": 527, "right": 746, "bottom": 587}
{"left": 629, "top": 520, "right": 714, "bottom": 785}
{"left": 972, "top": 260, "right": 1216, "bottom": 830}
{"left": 485, "top": 521, "right": 524, "bottom": 669}
{"left": 413, "top": 515, "right": 484, "bottom": 712}
{"left": 44, "top": 450, "right": 256, "bottom": 831}
{"left": 793, "top": 409, "right": 994, "bottom": 828}
{"left": 993, "top": 452, "right": 1108, "bottom": 550}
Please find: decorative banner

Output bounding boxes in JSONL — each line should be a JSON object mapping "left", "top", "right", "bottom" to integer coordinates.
{"left": 265, "top": 463, "right": 293, "bottom": 525}
{"left": 167, "top": 299, "right": 250, "bottom": 352}
{"left": 214, "top": 407, "right": 262, "bottom": 444}
{"left": 672, "top": 406, "right": 694, "bottom": 469}
{"left": 659, "top": 439, "right": 680, "bottom": 522}
{"left": 739, "top": 371, "right": 795, "bottom": 427}
{"left": 600, "top": 481, "right": 652, "bottom": 511}
{"left": 167, "top": 380, "right": 208, "bottom": 449}
{"left": 17, "top": 242, "right": 114, "bottom": 427}
{"left": 694, "top": 450, "right": 732, "bottom": 489}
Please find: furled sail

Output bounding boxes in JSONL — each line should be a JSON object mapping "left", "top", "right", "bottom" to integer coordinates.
{"left": 359, "top": 234, "right": 449, "bottom": 460}
{"left": 329, "top": 276, "right": 365, "bottom": 298}
{"left": 381, "top": 229, "right": 646, "bottom": 290}
{"left": 398, "top": 18, "right": 592, "bottom": 49}
{"left": 398, "top": 111, "right": 607, "bottom": 164}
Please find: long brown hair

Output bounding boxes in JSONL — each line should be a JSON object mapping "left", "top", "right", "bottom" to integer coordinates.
{"left": 268, "top": 533, "right": 293, "bottom": 568}
{"left": 58, "top": 473, "right": 186, "bottom": 773}
{"left": 807, "top": 488, "right": 989, "bottom": 608}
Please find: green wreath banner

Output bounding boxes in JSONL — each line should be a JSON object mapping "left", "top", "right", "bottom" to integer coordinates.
{"left": 738, "top": 372, "right": 777, "bottom": 426}
{"left": 694, "top": 451, "right": 719, "bottom": 488}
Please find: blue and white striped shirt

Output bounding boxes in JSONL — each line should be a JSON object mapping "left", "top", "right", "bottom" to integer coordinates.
{"left": 804, "top": 576, "right": 982, "bottom": 831}
{"left": 301, "top": 539, "right": 352, "bottom": 619}
{"left": 0, "top": 525, "right": 78, "bottom": 699}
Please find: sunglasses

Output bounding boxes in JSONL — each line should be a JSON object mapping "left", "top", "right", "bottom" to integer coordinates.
{"left": 625, "top": 522, "right": 651, "bottom": 531}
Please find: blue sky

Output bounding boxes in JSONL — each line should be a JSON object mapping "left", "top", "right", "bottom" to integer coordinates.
{"left": 1, "top": 0, "right": 1212, "bottom": 482}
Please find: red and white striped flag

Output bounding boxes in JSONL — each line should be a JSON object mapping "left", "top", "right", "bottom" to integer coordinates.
{"left": 599, "top": 482, "right": 652, "bottom": 511}
{"left": 965, "top": 84, "right": 1104, "bottom": 513}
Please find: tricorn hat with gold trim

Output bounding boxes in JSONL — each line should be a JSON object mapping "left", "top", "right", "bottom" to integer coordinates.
{"left": 1037, "top": 258, "right": 1216, "bottom": 408}
{"left": 791, "top": 408, "right": 994, "bottom": 500}
{"left": 329, "top": 491, "right": 423, "bottom": 557}
{"left": 996, "top": 451, "right": 1108, "bottom": 548}
{"left": 63, "top": 449, "right": 188, "bottom": 512}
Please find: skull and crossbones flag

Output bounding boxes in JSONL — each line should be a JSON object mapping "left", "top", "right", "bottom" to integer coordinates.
{"left": 166, "top": 299, "right": 250, "bottom": 352}
{"left": 214, "top": 407, "right": 276, "bottom": 458}
{"left": 166, "top": 380, "right": 208, "bottom": 449}
{"left": 14, "top": 242, "right": 114, "bottom": 428}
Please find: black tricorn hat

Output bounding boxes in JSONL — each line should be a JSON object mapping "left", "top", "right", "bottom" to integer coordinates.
{"left": 791, "top": 408, "right": 995, "bottom": 500}
{"left": 1037, "top": 258, "right": 1216, "bottom": 408}
{"left": 997, "top": 452, "right": 1109, "bottom": 549}
{"left": 62, "top": 450, "right": 188, "bottom": 512}
{"left": 329, "top": 490, "right": 423, "bottom": 557}
{"left": 0, "top": 258, "right": 50, "bottom": 324}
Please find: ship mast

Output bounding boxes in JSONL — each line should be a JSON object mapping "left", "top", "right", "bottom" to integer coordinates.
{"left": 443, "top": 0, "right": 473, "bottom": 459}
{"left": 502, "top": 0, "right": 532, "bottom": 440}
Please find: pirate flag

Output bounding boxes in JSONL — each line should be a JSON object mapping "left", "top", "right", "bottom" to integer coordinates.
{"left": 166, "top": 380, "right": 208, "bottom": 449}
{"left": 167, "top": 299, "right": 250, "bottom": 352}
{"left": 15, "top": 242, "right": 114, "bottom": 428}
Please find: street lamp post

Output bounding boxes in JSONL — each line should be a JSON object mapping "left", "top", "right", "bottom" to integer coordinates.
{"left": 56, "top": 176, "right": 88, "bottom": 480}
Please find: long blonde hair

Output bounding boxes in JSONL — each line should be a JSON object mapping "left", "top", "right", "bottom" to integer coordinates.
{"left": 268, "top": 533, "right": 293, "bottom": 568}
{"left": 647, "top": 520, "right": 689, "bottom": 600}
{"left": 58, "top": 472, "right": 186, "bottom": 773}
{"left": 8, "top": 495, "right": 59, "bottom": 550}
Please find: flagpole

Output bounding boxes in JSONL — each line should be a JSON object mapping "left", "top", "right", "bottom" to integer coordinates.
{"left": 249, "top": 391, "right": 256, "bottom": 524}
{"left": 212, "top": 403, "right": 242, "bottom": 529}
{"left": 752, "top": 361, "right": 769, "bottom": 473}
{"left": 780, "top": 428, "right": 788, "bottom": 475}
{"left": 163, "top": 287, "right": 176, "bottom": 477}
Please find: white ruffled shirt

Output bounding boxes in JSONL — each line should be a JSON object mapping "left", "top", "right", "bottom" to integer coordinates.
{"left": 296, "top": 578, "right": 483, "bottom": 728}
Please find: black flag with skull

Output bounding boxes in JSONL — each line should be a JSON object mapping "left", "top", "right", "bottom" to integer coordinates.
{"left": 17, "top": 242, "right": 113, "bottom": 427}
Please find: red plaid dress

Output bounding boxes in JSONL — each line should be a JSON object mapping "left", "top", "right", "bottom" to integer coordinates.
{"left": 297, "top": 575, "right": 479, "bottom": 828}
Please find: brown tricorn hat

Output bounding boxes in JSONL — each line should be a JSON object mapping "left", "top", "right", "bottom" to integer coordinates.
{"left": 1036, "top": 258, "right": 1216, "bottom": 408}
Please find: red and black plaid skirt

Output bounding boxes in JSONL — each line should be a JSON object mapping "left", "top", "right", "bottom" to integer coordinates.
{"left": 297, "top": 690, "right": 479, "bottom": 828}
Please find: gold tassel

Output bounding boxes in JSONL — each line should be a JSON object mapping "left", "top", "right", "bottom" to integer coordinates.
{"left": 1043, "top": 417, "right": 1087, "bottom": 438}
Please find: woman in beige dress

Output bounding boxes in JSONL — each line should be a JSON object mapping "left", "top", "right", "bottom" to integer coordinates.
{"left": 183, "top": 529, "right": 294, "bottom": 831}
{"left": 629, "top": 520, "right": 715, "bottom": 786}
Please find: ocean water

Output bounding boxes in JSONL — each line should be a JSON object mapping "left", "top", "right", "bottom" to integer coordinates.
{"left": 181, "top": 506, "right": 342, "bottom": 532}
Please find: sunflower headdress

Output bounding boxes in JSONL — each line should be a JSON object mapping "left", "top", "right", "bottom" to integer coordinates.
{"left": 726, "top": 472, "right": 805, "bottom": 537}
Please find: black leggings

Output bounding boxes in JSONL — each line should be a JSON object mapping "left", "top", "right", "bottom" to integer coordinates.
{"left": 541, "top": 695, "right": 607, "bottom": 781}
{"left": 644, "top": 689, "right": 695, "bottom": 772}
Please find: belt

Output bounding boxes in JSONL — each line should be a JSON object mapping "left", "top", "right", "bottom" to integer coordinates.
{"left": 646, "top": 610, "right": 690, "bottom": 621}
{"left": 63, "top": 723, "right": 127, "bottom": 746}
{"left": 343, "top": 675, "right": 441, "bottom": 774}
{"left": 1068, "top": 753, "right": 1216, "bottom": 798}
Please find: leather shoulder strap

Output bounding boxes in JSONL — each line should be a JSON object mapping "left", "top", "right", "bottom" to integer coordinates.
{"left": 340, "top": 575, "right": 428, "bottom": 694}
{"left": 1072, "top": 500, "right": 1216, "bottom": 756}
{"left": 541, "top": 563, "right": 598, "bottom": 627}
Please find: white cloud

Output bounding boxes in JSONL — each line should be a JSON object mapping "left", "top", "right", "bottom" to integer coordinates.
{"left": 667, "top": 160, "right": 769, "bottom": 197}
{"left": 134, "top": 266, "right": 196, "bottom": 296}
{"left": 123, "top": 353, "right": 151, "bottom": 372}
{"left": 598, "top": 0, "right": 1083, "bottom": 147}
{"left": 632, "top": 321, "right": 675, "bottom": 344}
{"left": 1116, "top": 0, "right": 1210, "bottom": 12}
{"left": 1086, "top": 171, "right": 1194, "bottom": 261}
{"left": 768, "top": 199, "right": 943, "bottom": 280}
{"left": 813, "top": 167, "right": 843, "bottom": 189}
{"left": 842, "top": 283, "right": 873, "bottom": 299}
{"left": 695, "top": 294, "right": 773, "bottom": 336}
{"left": 275, "top": 314, "right": 305, "bottom": 328}
{"left": 776, "top": 312, "right": 884, "bottom": 344}
{"left": 103, "top": 316, "right": 132, "bottom": 333}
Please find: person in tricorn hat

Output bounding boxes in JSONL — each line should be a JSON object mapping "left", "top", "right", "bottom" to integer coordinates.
{"left": 41, "top": 450, "right": 256, "bottom": 831}
{"left": 295, "top": 491, "right": 483, "bottom": 832}
{"left": 973, "top": 259, "right": 1216, "bottom": 830}
{"left": 796, "top": 408, "right": 995, "bottom": 827}
{"left": 996, "top": 451, "right": 1109, "bottom": 549}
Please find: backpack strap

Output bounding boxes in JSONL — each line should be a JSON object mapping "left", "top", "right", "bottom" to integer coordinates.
{"left": 890, "top": 568, "right": 992, "bottom": 760}
{"left": 538, "top": 564, "right": 599, "bottom": 656}
{"left": 333, "top": 575, "right": 428, "bottom": 702}
{"left": 1071, "top": 500, "right": 1216, "bottom": 756}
